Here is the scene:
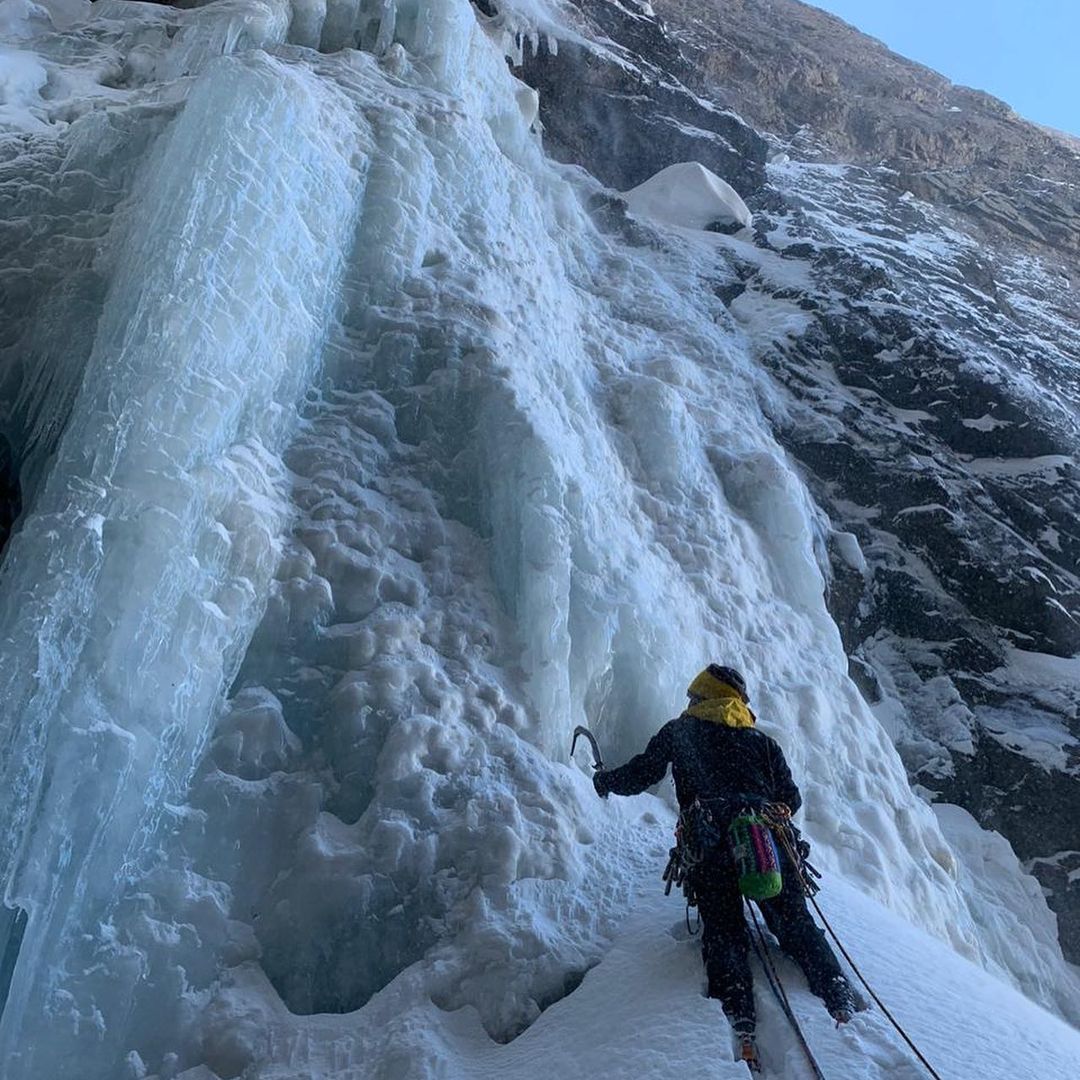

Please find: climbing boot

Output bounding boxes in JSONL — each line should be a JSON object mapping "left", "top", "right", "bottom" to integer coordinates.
{"left": 731, "top": 1018, "right": 761, "bottom": 1073}
{"left": 737, "top": 1031, "right": 762, "bottom": 1074}
{"left": 823, "top": 975, "right": 857, "bottom": 1026}
{"left": 830, "top": 1003, "right": 853, "bottom": 1026}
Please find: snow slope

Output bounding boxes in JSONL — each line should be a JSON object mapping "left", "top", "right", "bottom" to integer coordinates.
{"left": 0, "top": 2, "right": 1077, "bottom": 1078}
{"left": 197, "top": 791, "right": 1080, "bottom": 1080}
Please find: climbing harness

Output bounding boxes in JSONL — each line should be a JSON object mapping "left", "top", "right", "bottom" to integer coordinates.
{"left": 665, "top": 801, "right": 827, "bottom": 1076}
{"left": 762, "top": 810, "right": 946, "bottom": 1080}
{"left": 663, "top": 797, "right": 786, "bottom": 904}
{"left": 605, "top": 731, "right": 945, "bottom": 1080}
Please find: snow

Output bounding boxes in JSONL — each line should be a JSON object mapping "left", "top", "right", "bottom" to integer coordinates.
{"left": 0, "top": 43, "right": 48, "bottom": 130}
{"left": 1039, "top": 524, "right": 1063, "bottom": 552}
{"left": 0, "top": 0, "right": 88, "bottom": 38}
{"left": 981, "top": 712, "right": 1078, "bottom": 773}
{"left": 932, "top": 803, "right": 1076, "bottom": 1004}
{"left": 960, "top": 413, "right": 1012, "bottom": 431}
{"left": 730, "top": 288, "right": 814, "bottom": 354}
{"left": 973, "top": 648, "right": 1080, "bottom": 773}
{"left": 0, "top": 0, "right": 92, "bottom": 131}
{"left": 962, "top": 454, "right": 1074, "bottom": 479}
{"left": 832, "top": 530, "right": 867, "bottom": 573}
{"left": 622, "top": 160, "right": 753, "bottom": 232}
{"left": 0, "top": 1, "right": 1077, "bottom": 1077}
{"left": 999, "top": 646, "right": 1080, "bottom": 685}
{"left": 193, "top": 822, "right": 1080, "bottom": 1079}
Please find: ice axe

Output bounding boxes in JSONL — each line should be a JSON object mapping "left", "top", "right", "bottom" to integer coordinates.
{"left": 570, "top": 725, "right": 604, "bottom": 770}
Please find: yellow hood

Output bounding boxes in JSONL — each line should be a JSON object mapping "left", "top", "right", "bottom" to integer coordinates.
{"left": 685, "top": 668, "right": 756, "bottom": 728}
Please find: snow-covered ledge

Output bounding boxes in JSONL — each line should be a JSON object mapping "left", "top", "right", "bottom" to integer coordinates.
{"left": 621, "top": 161, "right": 753, "bottom": 233}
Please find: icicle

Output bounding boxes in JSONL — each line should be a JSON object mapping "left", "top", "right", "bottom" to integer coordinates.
{"left": 287, "top": 0, "right": 328, "bottom": 49}
{"left": 372, "top": 0, "right": 397, "bottom": 55}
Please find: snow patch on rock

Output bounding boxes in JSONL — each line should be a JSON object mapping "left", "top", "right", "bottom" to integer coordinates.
{"left": 621, "top": 161, "right": 752, "bottom": 232}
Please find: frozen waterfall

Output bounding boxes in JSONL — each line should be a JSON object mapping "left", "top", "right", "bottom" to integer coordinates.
{"left": 0, "top": 2, "right": 1076, "bottom": 1077}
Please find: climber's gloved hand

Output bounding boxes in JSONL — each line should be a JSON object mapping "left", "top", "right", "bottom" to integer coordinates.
{"left": 592, "top": 770, "right": 612, "bottom": 799}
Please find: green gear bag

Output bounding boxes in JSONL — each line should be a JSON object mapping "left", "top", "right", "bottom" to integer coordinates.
{"left": 729, "top": 812, "right": 783, "bottom": 900}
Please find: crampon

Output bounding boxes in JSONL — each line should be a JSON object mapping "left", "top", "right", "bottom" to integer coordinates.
{"left": 737, "top": 1032, "right": 762, "bottom": 1074}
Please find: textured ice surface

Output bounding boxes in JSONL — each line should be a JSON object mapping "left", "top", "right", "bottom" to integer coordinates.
{"left": 0, "top": 2, "right": 1077, "bottom": 1078}
{"left": 0, "top": 29, "right": 361, "bottom": 1080}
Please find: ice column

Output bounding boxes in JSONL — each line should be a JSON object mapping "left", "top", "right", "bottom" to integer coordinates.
{"left": 0, "top": 50, "right": 360, "bottom": 1071}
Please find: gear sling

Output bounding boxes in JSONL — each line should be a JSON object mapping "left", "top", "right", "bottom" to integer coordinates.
{"left": 665, "top": 799, "right": 784, "bottom": 914}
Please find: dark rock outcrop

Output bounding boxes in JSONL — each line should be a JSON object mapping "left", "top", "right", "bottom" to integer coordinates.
{"left": 516, "top": 3, "right": 767, "bottom": 194}
{"left": 0, "top": 436, "right": 19, "bottom": 557}
{"left": 742, "top": 161, "right": 1080, "bottom": 959}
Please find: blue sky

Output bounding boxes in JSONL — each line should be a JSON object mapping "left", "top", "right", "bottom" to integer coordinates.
{"left": 807, "top": 1, "right": 1080, "bottom": 136}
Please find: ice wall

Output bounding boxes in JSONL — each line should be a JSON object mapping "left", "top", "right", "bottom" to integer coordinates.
{"left": 0, "top": 2, "right": 1076, "bottom": 1077}
{"left": 0, "top": 9, "right": 363, "bottom": 1072}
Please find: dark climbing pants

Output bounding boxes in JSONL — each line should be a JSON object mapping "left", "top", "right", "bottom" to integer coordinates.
{"left": 693, "top": 849, "right": 847, "bottom": 1025}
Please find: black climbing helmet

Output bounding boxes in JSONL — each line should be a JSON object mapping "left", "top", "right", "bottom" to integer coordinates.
{"left": 706, "top": 663, "right": 748, "bottom": 700}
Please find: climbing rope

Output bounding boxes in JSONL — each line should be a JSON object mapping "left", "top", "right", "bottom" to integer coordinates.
{"left": 765, "top": 815, "right": 946, "bottom": 1080}
{"left": 746, "top": 900, "right": 828, "bottom": 1080}
{"left": 805, "top": 893, "right": 944, "bottom": 1080}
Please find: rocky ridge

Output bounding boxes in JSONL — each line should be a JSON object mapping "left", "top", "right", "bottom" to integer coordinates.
{"left": 655, "top": 0, "right": 1080, "bottom": 263}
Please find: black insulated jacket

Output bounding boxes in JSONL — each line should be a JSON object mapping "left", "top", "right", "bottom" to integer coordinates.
{"left": 600, "top": 714, "right": 801, "bottom": 814}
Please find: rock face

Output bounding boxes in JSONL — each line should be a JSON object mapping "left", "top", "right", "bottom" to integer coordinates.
{"left": 517, "top": 1, "right": 767, "bottom": 194}
{"left": 0, "top": 436, "right": 19, "bottom": 556}
{"left": 654, "top": 0, "right": 1080, "bottom": 260}
{"left": 516, "top": 0, "right": 1080, "bottom": 960}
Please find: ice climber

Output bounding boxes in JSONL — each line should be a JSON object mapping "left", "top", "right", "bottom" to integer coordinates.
{"left": 591, "top": 664, "right": 857, "bottom": 1059}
